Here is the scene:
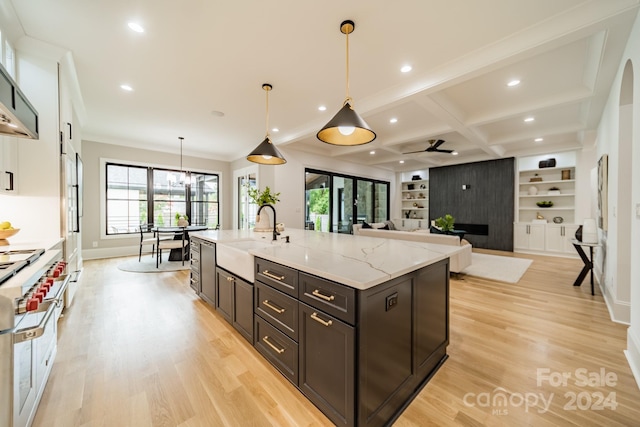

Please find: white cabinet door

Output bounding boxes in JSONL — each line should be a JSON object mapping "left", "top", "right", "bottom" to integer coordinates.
{"left": 545, "top": 224, "right": 565, "bottom": 253}
{"left": 562, "top": 225, "right": 579, "bottom": 254}
{"left": 513, "top": 224, "right": 529, "bottom": 250}
{"left": 0, "top": 136, "right": 18, "bottom": 194}
{"left": 529, "top": 224, "right": 545, "bottom": 251}
{"left": 545, "top": 224, "right": 579, "bottom": 254}
{"left": 514, "top": 223, "right": 545, "bottom": 250}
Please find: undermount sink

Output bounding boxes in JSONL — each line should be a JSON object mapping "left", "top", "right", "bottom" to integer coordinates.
{"left": 216, "top": 238, "right": 275, "bottom": 283}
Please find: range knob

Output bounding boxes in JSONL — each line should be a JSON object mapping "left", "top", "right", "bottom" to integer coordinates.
{"left": 27, "top": 297, "right": 40, "bottom": 311}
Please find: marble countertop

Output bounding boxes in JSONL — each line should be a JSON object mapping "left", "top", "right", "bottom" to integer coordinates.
{"left": 0, "top": 237, "right": 64, "bottom": 252}
{"left": 191, "top": 228, "right": 462, "bottom": 290}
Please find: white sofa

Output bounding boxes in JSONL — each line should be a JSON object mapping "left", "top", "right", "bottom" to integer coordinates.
{"left": 352, "top": 222, "right": 472, "bottom": 273}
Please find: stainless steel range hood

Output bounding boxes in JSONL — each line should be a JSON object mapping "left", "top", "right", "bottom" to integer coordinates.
{"left": 0, "top": 62, "right": 38, "bottom": 139}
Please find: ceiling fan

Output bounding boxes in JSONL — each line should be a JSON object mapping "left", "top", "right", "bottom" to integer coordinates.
{"left": 403, "top": 139, "right": 454, "bottom": 154}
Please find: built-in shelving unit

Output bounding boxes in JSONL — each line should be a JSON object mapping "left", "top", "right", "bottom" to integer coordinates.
{"left": 518, "top": 166, "right": 575, "bottom": 224}
{"left": 514, "top": 157, "right": 578, "bottom": 257}
{"left": 401, "top": 179, "right": 428, "bottom": 219}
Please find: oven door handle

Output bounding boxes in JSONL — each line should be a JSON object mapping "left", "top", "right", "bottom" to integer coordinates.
{"left": 13, "top": 300, "right": 56, "bottom": 344}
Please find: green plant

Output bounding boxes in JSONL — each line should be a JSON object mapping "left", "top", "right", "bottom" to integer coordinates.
{"left": 247, "top": 185, "right": 280, "bottom": 205}
{"left": 435, "top": 214, "right": 455, "bottom": 232}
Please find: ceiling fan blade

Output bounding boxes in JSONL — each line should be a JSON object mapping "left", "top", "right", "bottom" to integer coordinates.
{"left": 434, "top": 148, "right": 454, "bottom": 153}
{"left": 402, "top": 149, "right": 428, "bottom": 154}
{"left": 432, "top": 139, "right": 446, "bottom": 149}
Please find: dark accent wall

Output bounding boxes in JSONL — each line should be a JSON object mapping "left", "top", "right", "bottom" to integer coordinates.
{"left": 429, "top": 158, "right": 514, "bottom": 251}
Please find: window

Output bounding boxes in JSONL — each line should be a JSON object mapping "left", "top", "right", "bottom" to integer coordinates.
{"left": 305, "top": 168, "right": 389, "bottom": 233}
{"left": 105, "top": 162, "right": 219, "bottom": 235}
{"left": 4, "top": 40, "right": 15, "bottom": 78}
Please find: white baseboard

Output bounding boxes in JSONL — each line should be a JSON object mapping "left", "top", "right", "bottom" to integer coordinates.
{"left": 600, "top": 279, "right": 631, "bottom": 324}
{"left": 625, "top": 329, "right": 640, "bottom": 391}
{"left": 82, "top": 245, "right": 143, "bottom": 260}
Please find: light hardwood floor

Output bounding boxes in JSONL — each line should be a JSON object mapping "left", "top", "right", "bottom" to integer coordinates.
{"left": 33, "top": 251, "right": 640, "bottom": 427}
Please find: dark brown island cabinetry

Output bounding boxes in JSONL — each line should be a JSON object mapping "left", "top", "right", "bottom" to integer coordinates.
{"left": 215, "top": 267, "right": 253, "bottom": 343}
{"left": 253, "top": 256, "right": 450, "bottom": 427}
{"left": 199, "top": 240, "right": 216, "bottom": 306}
{"left": 189, "top": 237, "right": 201, "bottom": 293}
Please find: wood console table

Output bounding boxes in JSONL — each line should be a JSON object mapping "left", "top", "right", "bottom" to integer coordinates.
{"left": 570, "top": 239, "right": 598, "bottom": 295}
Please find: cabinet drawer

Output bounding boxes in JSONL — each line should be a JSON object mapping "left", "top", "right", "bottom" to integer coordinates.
{"left": 255, "top": 258, "right": 298, "bottom": 297}
{"left": 255, "top": 281, "right": 299, "bottom": 340}
{"left": 190, "top": 255, "right": 200, "bottom": 270}
{"left": 300, "top": 273, "right": 356, "bottom": 325}
{"left": 254, "top": 315, "right": 298, "bottom": 385}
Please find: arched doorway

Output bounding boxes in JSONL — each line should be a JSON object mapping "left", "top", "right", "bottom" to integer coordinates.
{"left": 617, "top": 60, "right": 634, "bottom": 312}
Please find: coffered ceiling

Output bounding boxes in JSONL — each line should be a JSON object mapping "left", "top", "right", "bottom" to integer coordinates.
{"left": 5, "top": 0, "right": 640, "bottom": 171}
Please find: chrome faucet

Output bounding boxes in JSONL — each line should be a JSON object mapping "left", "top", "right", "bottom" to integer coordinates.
{"left": 256, "top": 204, "right": 280, "bottom": 241}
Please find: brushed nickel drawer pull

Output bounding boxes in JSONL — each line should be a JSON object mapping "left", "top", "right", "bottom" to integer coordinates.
{"left": 227, "top": 276, "right": 233, "bottom": 282}
{"left": 310, "top": 312, "right": 333, "bottom": 327}
{"left": 262, "top": 336, "right": 285, "bottom": 354}
{"left": 263, "top": 300, "right": 285, "bottom": 314}
{"left": 312, "top": 289, "right": 335, "bottom": 302}
{"left": 263, "top": 270, "right": 285, "bottom": 281}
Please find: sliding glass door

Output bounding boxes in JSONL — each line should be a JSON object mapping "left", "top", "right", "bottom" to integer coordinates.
{"left": 305, "top": 168, "right": 389, "bottom": 234}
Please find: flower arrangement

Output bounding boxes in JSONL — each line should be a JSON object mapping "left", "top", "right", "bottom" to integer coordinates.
{"left": 247, "top": 185, "right": 280, "bottom": 206}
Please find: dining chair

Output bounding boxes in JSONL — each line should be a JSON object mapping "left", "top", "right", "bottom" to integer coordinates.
{"left": 137, "top": 223, "right": 157, "bottom": 261}
{"left": 156, "top": 227, "right": 189, "bottom": 268}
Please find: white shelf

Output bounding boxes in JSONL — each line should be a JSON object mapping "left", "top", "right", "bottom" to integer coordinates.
{"left": 402, "top": 208, "right": 428, "bottom": 211}
{"left": 520, "top": 179, "right": 575, "bottom": 185}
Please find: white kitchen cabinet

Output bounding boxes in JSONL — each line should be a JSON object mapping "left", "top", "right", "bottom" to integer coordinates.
{"left": 545, "top": 224, "right": 579, "bottom": 254}
{"left": 0, "top": 136, "right": 18, "bottom": 194}
{"left": 513, "top": 223, "right": 545, "bottom": 251}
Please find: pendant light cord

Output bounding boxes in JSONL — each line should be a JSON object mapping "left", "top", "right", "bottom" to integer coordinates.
{"left": 179, "top": 137, "right": 183, "bottom": 173}
{"left": 265, "top": 88, "right": 270, "bottom": 138}
{"left": 345, "top": 28, "right": 352, "bottom": 105}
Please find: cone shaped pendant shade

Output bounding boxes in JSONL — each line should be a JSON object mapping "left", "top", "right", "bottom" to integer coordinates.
{"left": 317, "top": 20, "right": 375, "bottom": 146}
{"left": 247, "top": 83, "right": 286, "bottom": 165}
{"left": 247, "top": 136, "right": 286, "bottom": 165}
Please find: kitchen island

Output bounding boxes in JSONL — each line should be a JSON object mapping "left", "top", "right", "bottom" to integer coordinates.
{"left": 190, "top": 228, "right": 460, "bottom": 427}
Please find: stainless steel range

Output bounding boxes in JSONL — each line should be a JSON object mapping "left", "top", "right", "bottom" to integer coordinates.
{"left": 0, "top": 248, "right": 69, "bottom": 427}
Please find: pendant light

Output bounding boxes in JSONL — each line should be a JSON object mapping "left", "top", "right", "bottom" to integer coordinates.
{"left": 317, "top": 20, "right": 376, "bottom": 146}
{"left": 167, "top": 136, "right": 185, "bottom": 185}
{"left": 247, "top": 83, "right": 287, "bottom": 165}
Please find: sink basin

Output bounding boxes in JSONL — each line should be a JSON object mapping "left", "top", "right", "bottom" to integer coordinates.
{"left": 216, "top": 239, "right": 275, "bottom": 282}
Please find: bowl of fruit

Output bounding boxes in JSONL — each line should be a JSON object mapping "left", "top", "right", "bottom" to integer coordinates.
{"left": 536, "top": 201, "right": 554, "bottom": 208}
{"left": 0, "top": 221, "right": 19, "bottom": 245}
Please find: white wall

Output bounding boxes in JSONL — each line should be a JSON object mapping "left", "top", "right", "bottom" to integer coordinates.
{"left": 593, "top": 9, "right": 640, "bottom": 387}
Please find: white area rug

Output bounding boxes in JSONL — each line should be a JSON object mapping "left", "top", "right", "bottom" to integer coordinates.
{"left": 460, "top": 253, "right": 533, "bottom": 284}
{"left": 118, "top": 254, "right": 189, "bottom": 273}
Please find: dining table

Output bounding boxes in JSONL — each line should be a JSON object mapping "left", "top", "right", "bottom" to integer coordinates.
{"left": 152, "top": 225, "right": 208, "bottom": 261}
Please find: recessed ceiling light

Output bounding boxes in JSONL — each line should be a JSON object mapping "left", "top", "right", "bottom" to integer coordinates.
{"left": 507, "top": 79, "right": 520, "bottom": 87}
{"left": 524, "top": 117, "right": 535, "bottom": 122}
{"left": 400, "top": 65, "right": 412, "bottom": 73}
{"left": 318, "top": 106, "right": 327, "bottom": 111}
{"left": 128, "top": 22, "right": 144, "bottom": 33}
{"left": 534, "top": 138, "right": 544, "bottom": 142}
{"left": 272, "top": 128, "right": 279, "bottom": 132}
{"left": 452, "top": 151, "right": 459, "bottom": 156}
{"left": 211, "top": 110, "right": 225, "bottom": 117}
{"left": 120, "top": 84, "right": 133, "bottom": 91}
{"left": 399, "top": 160, "right": 405, "bottom": 164}
{"left": 389, "top": 118, "right": 398, "bottom": 124}
{"left": 369, "top": 150, "right": 375, "bottom": 155}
